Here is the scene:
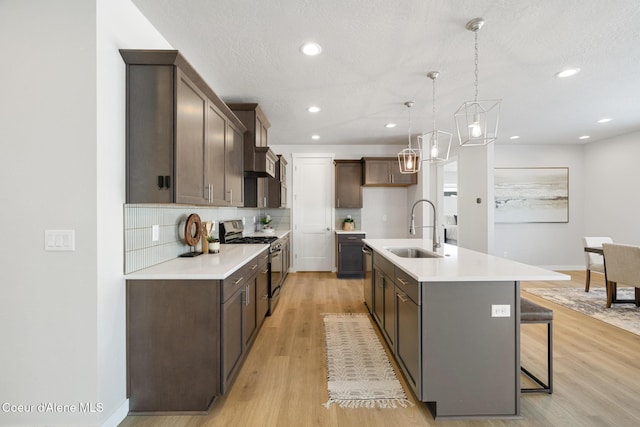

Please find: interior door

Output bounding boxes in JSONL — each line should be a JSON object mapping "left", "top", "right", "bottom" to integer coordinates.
{"left": 292, "top": 154, "right": 334, "bottom": 271}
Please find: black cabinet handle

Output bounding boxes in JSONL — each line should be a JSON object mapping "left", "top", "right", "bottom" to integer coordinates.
{"left": 157, "top": 176, "right": 164, "bottom": 189}
{"left": 164, "top": 176, "right": 171, "bottom": 189}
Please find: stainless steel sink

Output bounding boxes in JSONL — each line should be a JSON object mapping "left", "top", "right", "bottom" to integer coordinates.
{"left": 387, "top": 247, "right": 442, "bottom": 258}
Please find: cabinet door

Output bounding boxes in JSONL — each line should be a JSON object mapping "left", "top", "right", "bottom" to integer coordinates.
{"left": 363, "top": 159, "right": 391, "bottom": 185}
{"left": 175, "top": 70, "right": 207, "bottom": 205}
{"left": 383, "top": 275, "right": 395, "bottom": 347}
{"left": 206, "top": 102, "right": 227, "bottom": 205}
{"left": 257, "top": 116, "right": 268, "bottom": 147}
{"left": 226, "top": 122, "right": 244, "bottom": 206}
{"left": 396, "top": 289, "right": 420, "bottom": 392}
{"left": 372, "top": 269, "right": 385, "bottom": 328}
{"left": 243, "top": 276, "right": 257, "bottom": 348}
{"left": 126, "top": 65, "right": 174, "bottom": 203}
{"left": 390, "top": 160, "right": 417, "bottom": 185}
{"left": 335, "top": 161, "right": 363, "bottom": 208}
{"left": 337, "top": 239, "right": 365, "bottom": 278}
{"left": 222, "top": 288, "right": 243, "bottom": 393}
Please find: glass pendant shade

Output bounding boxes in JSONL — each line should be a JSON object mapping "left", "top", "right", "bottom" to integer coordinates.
{"left": 455, "top": 99, "right": 500, "bottom": 146}
{"left": 419, "top": 130, "right": 452, "bottom": 163}
{"left": 422, "top": 71, "right": 451, "bottom": 162}
{"left": 397, "top": 101, "right": 421, "bottom": 174}
{"left": 456, "top": 18, "right": 501, "bottom": 147}
{"left": 398, "top": 147, "right": 421, "bottom": 173}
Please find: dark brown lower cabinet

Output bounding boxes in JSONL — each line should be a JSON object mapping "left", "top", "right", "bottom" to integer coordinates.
{"left": 127, "top": 280, "right": 220, "bottom": 414}
{"left": 127, "top": 252, "right": 266, "bottom": 413}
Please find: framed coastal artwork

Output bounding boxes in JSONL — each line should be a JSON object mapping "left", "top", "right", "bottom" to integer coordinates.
{"left": 494, "top": 167, "right": 569, "bottom": 223}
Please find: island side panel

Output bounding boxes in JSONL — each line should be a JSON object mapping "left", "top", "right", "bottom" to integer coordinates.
{"left": 422, "top": 281, "right": 520, "bottom": 419}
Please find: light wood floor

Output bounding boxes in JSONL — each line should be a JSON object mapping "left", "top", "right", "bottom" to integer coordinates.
{"left": 120, "top": 271, "right": 640, "bottom": 427}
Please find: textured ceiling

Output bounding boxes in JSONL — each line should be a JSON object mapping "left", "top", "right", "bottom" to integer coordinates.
{"left": 132, "top": 0, "right": 640, "bottom": 146}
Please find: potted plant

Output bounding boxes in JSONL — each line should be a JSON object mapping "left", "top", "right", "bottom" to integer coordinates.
{"left": 260, "top": 215, "right": 273, "bottom": 232}
{"left": 343, "top": 215, "right": 355, "bottom": 231}
{"left": 207, "top": 235, "right": 220, "bottom": 253}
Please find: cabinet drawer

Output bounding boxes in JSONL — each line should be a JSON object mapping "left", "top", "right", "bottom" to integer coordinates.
{"left": 373, "top": 253, "right": 395, "bottom": 278}
{"left": 222, "top": 256, "right": 259, "bottom": 302}
{"left": 395, "top": 268, "right": 419, "bottom": 303}
{"left": 338, "top": 233, "right": 365, "bottom": 244}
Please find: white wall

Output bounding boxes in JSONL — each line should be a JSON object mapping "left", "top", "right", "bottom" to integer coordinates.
{"left": 0, "top": 1, "right": 170, "bottom": 425}
{"left": 583, "top": 130, "right": 640, "bottom": 245}
{"left": 270, "top": 144, "right": 412, "bottom": 239}
{"left": 493, "top": 143, "right": 585, "bottom": 269}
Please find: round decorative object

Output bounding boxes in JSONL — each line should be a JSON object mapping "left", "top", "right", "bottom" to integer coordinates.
{"left": 183, "top": 213, "right": 202, "bottom": 247}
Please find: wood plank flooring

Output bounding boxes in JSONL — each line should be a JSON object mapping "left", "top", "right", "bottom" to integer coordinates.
{"left": 120, "top": 271, "right": 640, "bottom": 427}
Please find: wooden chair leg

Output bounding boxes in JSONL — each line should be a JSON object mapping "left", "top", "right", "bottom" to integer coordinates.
{"left": 635, "top": 287, "right": 640, "bottom": 307}
{"left": 606, "top": 280, "right": 613, "bottom": 308}
{"left": 585, "top": 269, "right": 591, "bottom": 292}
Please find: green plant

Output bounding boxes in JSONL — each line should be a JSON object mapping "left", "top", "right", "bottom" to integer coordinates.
{"left": 207, "top": 235, "right": 219, "bottom": 243}
{"left": 260, "top": 215, "right": 272, "bottom": 225}
{"left": 343, "top": 217, "right": 354, "bottom": 223}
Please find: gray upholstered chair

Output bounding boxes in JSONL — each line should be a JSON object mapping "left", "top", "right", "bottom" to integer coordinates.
{"left": 602, "top": 243, "right": 640, "bottom": 308}
{"left": 582, "top": 237, "right": 612, "bottom": 292}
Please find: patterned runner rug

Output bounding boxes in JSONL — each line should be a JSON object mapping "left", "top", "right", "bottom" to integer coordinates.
{"left": 524, "top": 287, "right": 639, "bottom": 335}
{"left": 322, "top": 313, "right": 413, "bottom": 409}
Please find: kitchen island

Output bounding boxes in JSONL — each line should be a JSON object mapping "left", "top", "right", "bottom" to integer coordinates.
{"left": 362, "top": 238, "right": 569, "bottom": 420}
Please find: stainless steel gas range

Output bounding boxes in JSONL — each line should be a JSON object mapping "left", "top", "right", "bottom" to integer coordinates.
{"left": 219, "top": 220, "right": 287, "bottom": 315}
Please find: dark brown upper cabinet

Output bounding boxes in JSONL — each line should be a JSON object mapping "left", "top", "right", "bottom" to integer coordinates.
{"left": 121, "top": 50, "right": 245, "bottom": 206}
{"left": 361, "top": 157, "right": 417, "bottom": 187}
{"left": 268, "top": 155, "right": 287, "bottom": 208}
{"left": 228, "top": 103, "right": 277, "bottom": 178}
{"left": 334, "top": 160, "right": 363, "bottom": 208}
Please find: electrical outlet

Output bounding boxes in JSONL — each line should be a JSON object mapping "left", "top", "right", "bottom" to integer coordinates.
{"left": 382, "top": 214, "right": 387, "bottom": 222}
{"left": 491, "top": 304, "right": 511, "bottom": 318}
{"left": 152, "top": 225, "right": 160, "bottom": 242}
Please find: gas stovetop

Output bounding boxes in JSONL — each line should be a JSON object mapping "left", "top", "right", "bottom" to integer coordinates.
{"left": 219, "top": 220, "right": 279, "bottom": 245}
{"left": 227, "top": 236, "right": 278, "bottom": 244}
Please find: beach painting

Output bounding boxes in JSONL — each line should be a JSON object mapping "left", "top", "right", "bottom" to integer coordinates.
{"left": 495, "top": 167, "right": 569, "bottom": 223}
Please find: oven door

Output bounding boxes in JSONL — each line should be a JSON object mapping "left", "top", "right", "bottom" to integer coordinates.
{"left": 270, "top": 248, "right": 283, "bottom": 298}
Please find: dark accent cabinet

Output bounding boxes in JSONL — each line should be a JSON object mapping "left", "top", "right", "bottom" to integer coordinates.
{"left": 268, "top": 155, "right": 287, "bottom": 208}
{"left": 121, "top": 50, "right": 245, "bottom": 206}
{"left": 334, "top": 160, "right": 363, "bottom": 208}
{"left": 336, "top": 233, "right": 366, "bottom": 278}
{"left": 362, "top": 157, "right": 417, "bottom": 186}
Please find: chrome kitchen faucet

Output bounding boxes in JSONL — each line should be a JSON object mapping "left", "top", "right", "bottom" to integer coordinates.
{"left": 409, "top": 199, "right": 441, "bottom": 252}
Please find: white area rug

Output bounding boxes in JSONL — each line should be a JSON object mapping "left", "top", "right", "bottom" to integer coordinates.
{"left": 322, "top": 313, "right": 413, "bottom": 409}
{"left": 524, "top": 287, "right": 639, "bottom": 335}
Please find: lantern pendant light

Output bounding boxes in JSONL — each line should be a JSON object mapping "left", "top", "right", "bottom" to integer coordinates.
{"left": 397, "top": 101, "right": 422, "bottom": 174}
{"left": 419, "top": 71, "right": 452, "bottom": 163}
{"left": 455, "top": 17, "right": 501, "bottom": 146}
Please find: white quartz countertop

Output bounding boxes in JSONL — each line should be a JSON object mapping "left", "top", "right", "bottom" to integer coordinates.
{"left": 363, "top": 238, "right": 570, "bottom": 282}
{"left": 335, "top": 230, "right": 366, "bottom": 235}
{"left": 125, "top": 244, "right": 269, "bottom": 280}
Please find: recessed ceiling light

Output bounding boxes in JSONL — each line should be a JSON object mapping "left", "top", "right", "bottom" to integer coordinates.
{"left": 597, "top": 118, "right": 612, "bottom": 123}
{"left": 300, "top": 42, "right": 322, "bottom": 56}
{"left": 385, "top": 123, "right": 397, "bottom": 128}
{"left": 307, "top": 106, "right": 320, "bottom": 113}
{"left": 555, "top": 68, "right": 580, "bottom": 78}
{"left": 311, "top": 134, "right": 320, "bottom": 140}
{"left": 579, "top": 135, "right": 590, "bottom": 140}
{"left": 509, "top": 135, "right": 520, "bottom": 140}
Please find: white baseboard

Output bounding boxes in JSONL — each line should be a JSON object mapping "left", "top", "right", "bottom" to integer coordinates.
{"left": 101, "top": 399, "right": 129, "bottom": 427}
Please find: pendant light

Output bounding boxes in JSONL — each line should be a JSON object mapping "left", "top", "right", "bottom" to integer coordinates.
{"left": 397, "top": 101, "right": 421, "bottom": 174}
{"left": 419, "top": 71, "right": 451, "bottom": 163}
{"left": 454, "top": 17, "right": 501, "bottom": 146}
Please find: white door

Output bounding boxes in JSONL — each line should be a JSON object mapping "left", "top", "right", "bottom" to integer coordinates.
{"left": 292, "top": 153, "right": 334, "bottom": 271}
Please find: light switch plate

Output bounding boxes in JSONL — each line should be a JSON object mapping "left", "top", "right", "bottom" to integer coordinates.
{"left": 45, "top": 230, "right": 75, "bottom": 251}
{"left": 491, "top": 304, "right": 511, "bottom": 317}
{"left": 152, "top": 225, "right": 160, "bottom": 242}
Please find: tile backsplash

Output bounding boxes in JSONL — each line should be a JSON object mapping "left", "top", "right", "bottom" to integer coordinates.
{"left": 124, "top": 204, "right": 290, "bottom": 274}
